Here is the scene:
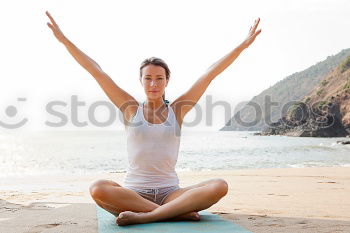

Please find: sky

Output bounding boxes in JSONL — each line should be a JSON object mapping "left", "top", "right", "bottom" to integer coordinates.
{"left": 1, "top": 0, "right": 350, "bottom": 132}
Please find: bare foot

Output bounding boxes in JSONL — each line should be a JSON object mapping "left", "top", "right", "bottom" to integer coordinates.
{"left": 170, "top": 211, "right": 200, "bottom": 221}
{"left": 116, "top": 211, "right": 200, "bottom": 226}
{"left": 116, "top": 211, "right": 145, "bottom": 226}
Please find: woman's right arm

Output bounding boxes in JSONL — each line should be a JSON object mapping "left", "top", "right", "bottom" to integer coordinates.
{"left": 45, "top": 11, "right": 138, "bottom": 119}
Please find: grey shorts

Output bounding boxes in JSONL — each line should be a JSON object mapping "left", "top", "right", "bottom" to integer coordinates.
{"left": 126, "top": 185, "right": 181, "bottom": 205}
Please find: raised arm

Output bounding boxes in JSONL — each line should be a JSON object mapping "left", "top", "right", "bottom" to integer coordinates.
{"left": 45, "top": 11, "right": 138, "bottom": 121}
{"left": 172, "top": 18, "right": 262, "bottom": 124}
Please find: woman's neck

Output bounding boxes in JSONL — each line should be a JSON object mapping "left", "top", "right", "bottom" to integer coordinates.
{"left": 144, "top": 99, "right": 167, "bottom": 110}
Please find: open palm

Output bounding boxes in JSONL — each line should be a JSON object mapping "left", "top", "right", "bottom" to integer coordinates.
{"left": 241, "top": 18, "right": 262, "bottom": 49}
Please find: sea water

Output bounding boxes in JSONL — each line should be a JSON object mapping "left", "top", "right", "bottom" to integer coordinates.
{"left": 0, "top": 130, "right": 349, "bottom": 178}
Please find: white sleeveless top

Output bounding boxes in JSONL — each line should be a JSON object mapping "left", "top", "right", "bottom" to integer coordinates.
{"left": 122, "top": 102, "right": 181, "bottom": 188}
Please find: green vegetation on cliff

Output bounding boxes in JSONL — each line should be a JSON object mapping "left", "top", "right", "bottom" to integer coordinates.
{"left": 340, "top": 55, "right": 350, "bottom": 73}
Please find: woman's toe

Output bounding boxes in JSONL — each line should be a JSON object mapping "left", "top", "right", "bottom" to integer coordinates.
{"left": 193, "top": 212, "right": 200, "bottom": 220}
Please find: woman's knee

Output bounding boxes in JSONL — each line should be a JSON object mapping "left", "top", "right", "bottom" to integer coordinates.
{"left": 209, "top": 178, "right": 229, "bottom": 197}
{"left": 89, "top": 179, "right": 121, "bottom": 199}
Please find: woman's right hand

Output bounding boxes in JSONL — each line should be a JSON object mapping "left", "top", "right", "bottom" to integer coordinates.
{"left": 46, "top": 11, "right": 67, "bottom": 43}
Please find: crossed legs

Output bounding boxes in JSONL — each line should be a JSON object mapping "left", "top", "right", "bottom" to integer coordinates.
{"left": 89, "top": 180, "right": 198, "bottom": 221}
{"left": 89, "top": 178, "right": 228, "bottom": 226}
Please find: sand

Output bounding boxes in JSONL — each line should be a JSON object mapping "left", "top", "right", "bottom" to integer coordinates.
{"left": 1, "top": 167, "right": 350, "bottom": 233}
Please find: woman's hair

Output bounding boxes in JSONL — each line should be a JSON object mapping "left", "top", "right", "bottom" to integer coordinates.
{"left": 139, "top": 57, "right": 170, "bottom": 105}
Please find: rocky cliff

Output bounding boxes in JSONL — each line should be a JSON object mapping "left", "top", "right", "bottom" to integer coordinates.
{"left": 220, "top": 48, "right": 350, "bottom": 132}
{"left": 260, "top": 55, "right": 350, "bottom": 137}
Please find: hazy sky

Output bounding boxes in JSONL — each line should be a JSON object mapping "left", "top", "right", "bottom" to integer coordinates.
{"left": 1, "top": 0, "right": 349, "bottom": 131}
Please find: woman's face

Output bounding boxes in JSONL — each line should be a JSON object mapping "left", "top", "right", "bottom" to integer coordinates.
{"left": 140, "top": 64, "right": 168, "bottom": 100}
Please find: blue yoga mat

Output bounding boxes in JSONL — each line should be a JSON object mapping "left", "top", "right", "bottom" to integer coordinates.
{"left": 96, "top": 205, "right": 251, "bottom": 233}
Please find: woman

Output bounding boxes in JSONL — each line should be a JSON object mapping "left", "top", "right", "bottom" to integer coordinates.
{"left": 46, "top": 11, "right": 261, "bottom": 226}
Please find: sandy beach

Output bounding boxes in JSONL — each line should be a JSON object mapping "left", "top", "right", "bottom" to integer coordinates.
{"left": 1, "top": 166, "right": 350, "bottom": 233}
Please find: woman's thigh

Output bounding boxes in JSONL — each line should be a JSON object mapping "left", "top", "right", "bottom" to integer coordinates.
{"left": 89, "top": 179, "right": 160, "bottom": 214}
{"left": 89, "top": 179, "right": 121, "bottom": 191}
{"left": 162, "top": 178, "right": 227, "bottom": 204}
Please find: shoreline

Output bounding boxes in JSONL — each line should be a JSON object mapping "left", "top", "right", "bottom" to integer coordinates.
{"left": 1, "top": 166, "right": 350, "bottom": 232}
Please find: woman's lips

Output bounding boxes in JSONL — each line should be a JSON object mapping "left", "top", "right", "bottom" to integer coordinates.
{"left": 149, "top": 91, "right": 159, "bottom": 92}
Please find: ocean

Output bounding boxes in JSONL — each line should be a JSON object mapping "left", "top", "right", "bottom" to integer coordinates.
{"left": 1, "top": 130, "right": 350, "bottom": 178}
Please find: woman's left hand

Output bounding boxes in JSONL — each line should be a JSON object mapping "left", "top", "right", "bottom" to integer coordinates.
{"left": 241, "top": 18, "right": 262, "bottom": 49}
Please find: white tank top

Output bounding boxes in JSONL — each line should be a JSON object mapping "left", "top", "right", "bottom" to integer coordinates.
{"left": 122, "top": 101, "right": 181, "bottom": 188}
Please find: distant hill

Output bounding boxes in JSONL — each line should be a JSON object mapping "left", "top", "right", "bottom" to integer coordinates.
{"left": 220, "top": 48, "right": 350, "bottom": 131}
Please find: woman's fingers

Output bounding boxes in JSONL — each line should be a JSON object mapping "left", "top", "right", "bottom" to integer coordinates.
{"left": 242, "top": 18, "right": 262, "bottom": 49}
{"left": 46, "top": 11, "right": 58, "bottom": 28}
{"left": 253, "top": 29, "right": 262, "bottom": 40}
{"left": 45, "top": 11, "right": 67, "bottom": 43}
{"left": 249, "top": 18, "right": 260, "bottom": 34}
{"left": 47, "top": 22, "right": 56, "bottom": 32}
{"left": 248, "top": 18, "right": 261, "bottom": 38}
{"left": 252, "top": 18, "right": 260, "bottom": 32}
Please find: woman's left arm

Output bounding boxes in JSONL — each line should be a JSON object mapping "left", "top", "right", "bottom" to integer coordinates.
{"left": 203, "top": 18, "right": 261, "bottom": 81}
{"left": 172, "top": 18, "right": 262, "bottom": 120}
